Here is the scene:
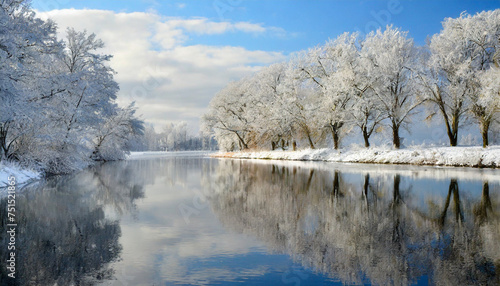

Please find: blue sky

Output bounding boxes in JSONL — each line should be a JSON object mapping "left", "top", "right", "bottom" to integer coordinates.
{"left": 32, "top": 0, "right": 500, "bottom": 133}
{"left": 34, "top": 0, "right": 500, "bottom": 51}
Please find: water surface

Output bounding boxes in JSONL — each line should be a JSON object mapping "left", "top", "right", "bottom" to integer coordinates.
{"left": 1, "top": 152, "right": 500, "bottom": 285}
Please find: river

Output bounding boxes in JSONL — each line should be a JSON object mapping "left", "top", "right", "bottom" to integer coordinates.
{"left": 1, "top": 152, "right": 499, "bottom": 285}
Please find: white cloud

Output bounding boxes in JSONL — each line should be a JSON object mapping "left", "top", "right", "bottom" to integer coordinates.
{"left": 36, "top": 9, "right": 287, "bottom": 132}
{"left": 234, "top": 22, "right": 267, "bottom": 33}
{"left": 163, "top": 18, "right": 268, "bottom": 35}
{"left": 152, "top": 18, "right": 283, "bottom": 49}
{"left": 111, "top": 178, "right": 271, "bottom": 285}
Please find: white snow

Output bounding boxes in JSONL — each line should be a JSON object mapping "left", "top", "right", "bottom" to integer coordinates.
{"left": 0, "top": 161, "right": 41, "bottom": 189}
{"left": 213, "top": 145, "right": 500, "bottom": 168}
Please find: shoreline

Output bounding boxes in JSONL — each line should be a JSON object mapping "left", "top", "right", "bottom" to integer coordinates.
{"left": 0, "top": 161, "right": 41, "bottom": 190}
{"left": 210, "top": 145, "right": 500, "bottom": 169}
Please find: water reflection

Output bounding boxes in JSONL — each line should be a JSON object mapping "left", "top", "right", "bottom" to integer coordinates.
{"left": 0, "top": 161, "right": 145, "bottom": 285}
{"left": 207, "top": 159, "right": 500, "bottom": 285}
{"left": 1, "top": 156, "right": 499, "bottom": 285}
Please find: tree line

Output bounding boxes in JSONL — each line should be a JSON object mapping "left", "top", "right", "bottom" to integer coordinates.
{"left": 131, "top": 122, "right": 218, "bottom": 152}
{"left": 203, "top": 10, "right": 500, "bottom": 151}
{"left": 0, "top": 1, "right": 144, "bottom": 174}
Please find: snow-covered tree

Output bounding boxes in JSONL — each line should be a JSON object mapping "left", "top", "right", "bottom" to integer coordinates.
{"left": 322, "top": 32, "right": 384, "bottom": 148}
{"left": 363, "top": 26, "right": 423, "bottom": 149}
{"left": 23, "top": 28, "right": 123, "bottom": 173}
{"left": 202, "top": 78, "right": 256, "bottom": 151}
{"left": 203, "top": 11, "right": 500, "bottom": 151}
{"left": 301, "top": 43, "right": 351, "bottom": 150}
{"left": 59, "top": 28, "right": 119, "bottom": 143}
{"left": 92, "top": 103, "right": 144, "bottom": 161}
{"left": 0, "top": 0, "right": 61, "bottom": 160}
{"left": 0, "top": 1, "right": 143, "bottom": 173}
{"left": 422, "top": 10, "right": 500, "bottom": 147}
{"left": 247, "top": 63, "right": 292, "bottom": 150}
{"left": 277, "top": 54, "right": 324, "bottom": 149}
{"left": 475, "top": 67, "right": 500, "bottom": 147}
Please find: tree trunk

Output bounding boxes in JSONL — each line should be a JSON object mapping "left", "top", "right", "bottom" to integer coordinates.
{"left": 0, "top": 121, "right": 17, "bottom": 161}
{"left": 362, "top": 126, "right": 370, "bottom": 148}
{"left": 292, "top": 141, "right": 297, "bottom": 151}
{"left": 447, "top": 129, "right": 458, "bottom": 146}
{"left": 234, "top": 132, "right": 248, "bottom": 150}
{"left": 481, "top": 120, "right": 490, "bottom": 148}
{"left": 482, "top": 129, "right": 489, "bottom": 148}
{"left": 446, "top": 114, "right": 459, "bottom": 146}
{"left": 0, "top": 123, "right": 8, "bottom": 160}
{"left": 300, "top": 124, "right": 315, "bottom": 149}
{"left": 392, "top": 124, "right": 401, "bottom": 149}
{"left": 306, "top": 132, "right": 315, "bottom": 149}
{"left": 271, "top": 141, "right": 276, "bottom": 150}
{"left": 329, "top": 122, "right": 343, "bottom": 150}
{"left": 331, "top": 128, "right": 340, "bottom": 150}
{"left": 440, "top": 104, "right": 458, "bottom": 146}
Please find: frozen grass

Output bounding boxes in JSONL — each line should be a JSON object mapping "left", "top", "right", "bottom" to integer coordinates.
{"left": 0, "top": 160, "right": 41, "bottom": 188}
{"left": 213, "top": 145, "right": 500, "bottom": 168}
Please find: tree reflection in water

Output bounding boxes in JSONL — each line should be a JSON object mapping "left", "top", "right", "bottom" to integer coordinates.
{"left": 1, "top": 157, "right": 499, "bottom": 285}
{"left": 207, "top": 159, "right": 500, "bottom": 285}
{"left": 0, "top": 161, "right": 145, "bottom": 286}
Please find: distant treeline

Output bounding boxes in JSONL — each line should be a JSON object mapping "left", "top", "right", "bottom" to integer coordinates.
{"left": 131, "top": 122, "right": 218, "bottom": 152}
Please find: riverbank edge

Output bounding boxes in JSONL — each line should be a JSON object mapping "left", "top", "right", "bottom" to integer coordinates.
{"left": 210, "top": 146, "right": 500, "bottom": 169}
{"left": 0, "top": 161, "right": 41, "bottom": 188}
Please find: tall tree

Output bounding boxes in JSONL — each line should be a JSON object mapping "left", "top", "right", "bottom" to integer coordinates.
{"left": 0, "top": 0, "right": 61, "bottom": 160}
{"left": 476, "top": 67, "right": 500, "bottom": 147}
{"left": 304, "top": 42, "right": 351, "bottom": 150}
{"left": 422, "top": 10, "right": 500, "bottom": 147}
{"left": 0, "top": 1, "right": 142, "bottom": 173}
{"left": 92, "top": 102, "right": 144, "bottom": 161}
{"left": 458, "top": 10, "right": 500, "bottom": 147}
{"left": 363, "top": 26, "right": 423, "bottom": 149}
{"left": 60, "top": 28, "right": 119, "bottom": 141}
{"left": 251, "top": 63, "right": 293, "bottom": 150}
{"left": 202, "top": 79, "right": 255, "bottom": 151}
{"left": 325, "top": 32, "right": 384, "bottom": 148}
{"left": 277, "top": 55, "right": 324, "bottom": 149}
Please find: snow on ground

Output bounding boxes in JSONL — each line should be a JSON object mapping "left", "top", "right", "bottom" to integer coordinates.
{"left": 0, "top": 161, "right": 41, "bottom": 189}
{"left": 228, "top": 156, "right": 500, "bottom": 183}
{"left": 213, "top": 145, "right": 500, "bottom": 168}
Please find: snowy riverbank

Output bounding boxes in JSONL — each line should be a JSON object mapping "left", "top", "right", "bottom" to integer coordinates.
{"left": 0, "top": 161, "right": 41, "bottom": 188}
{"left": 212, "top": 145, "right": 500, "bottom": 168}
